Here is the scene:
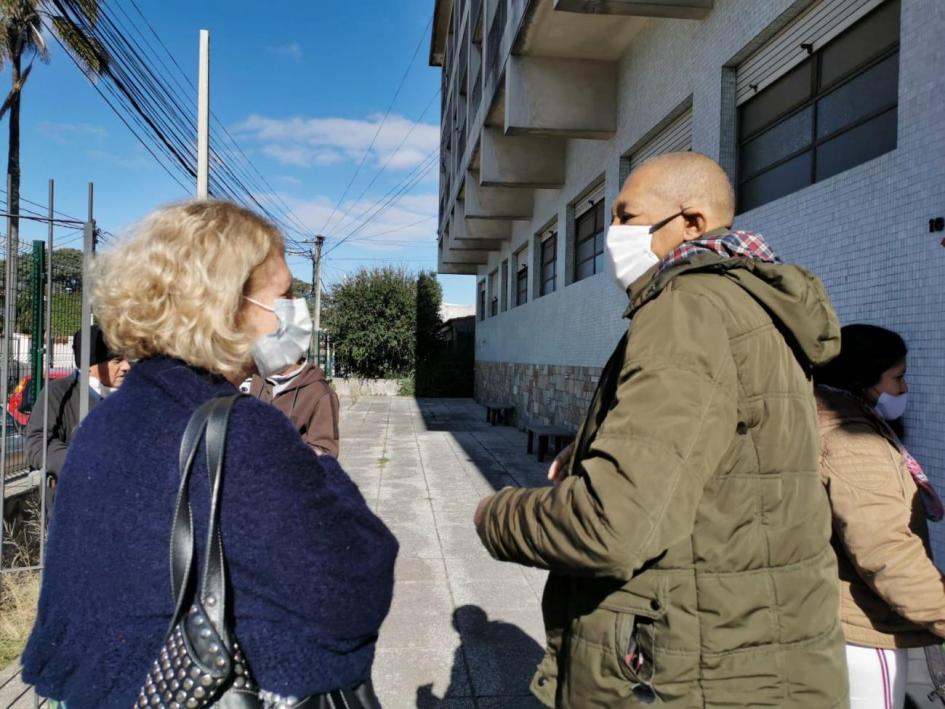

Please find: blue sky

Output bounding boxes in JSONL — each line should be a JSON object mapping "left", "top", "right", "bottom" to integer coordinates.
{"left": 3, "top": 0, "right": 473, "bottom": 305}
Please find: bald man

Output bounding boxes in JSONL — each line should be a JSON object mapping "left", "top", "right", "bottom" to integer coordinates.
{"left": 474, "top": 153, "right": 846, "bottom": 707}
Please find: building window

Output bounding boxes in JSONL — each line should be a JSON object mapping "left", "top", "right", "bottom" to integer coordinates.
{"left": 478, "top": 280, "right": 486, "bottom": 322}
{"left": 540, "top": 232, "right": 557, "bottom": 297}
{"left": 488, "top": 269, "right": 498, "bottom": 317}
{"left": 574, "top": 199, "right": 606, "bottom": 282}
{"left": 516, "top": 265, "right": 528, "bottom": 307}
{"left": 500, "top": 259, "right": 509, "bottom": 312}
{"left": 737, "top": 0, "right": 900, "bottom": 213}
{"left": 513, "top": 245, "right": 528, "bottom": 307}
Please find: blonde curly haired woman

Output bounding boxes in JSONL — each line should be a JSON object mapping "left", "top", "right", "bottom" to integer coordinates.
{"left": 22, "top": 201, "right": 397, "bottom": 708}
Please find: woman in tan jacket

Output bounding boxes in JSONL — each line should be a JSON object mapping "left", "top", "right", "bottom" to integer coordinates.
{"left": 816, "top": 324, "right": 945, "bottom": 709}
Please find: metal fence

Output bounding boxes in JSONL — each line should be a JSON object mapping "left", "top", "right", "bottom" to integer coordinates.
{"left": 0, "top": 182, "right": 94, "bottom": 706}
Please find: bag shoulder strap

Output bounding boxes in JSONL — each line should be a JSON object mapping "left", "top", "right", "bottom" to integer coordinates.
{"left": 167, "top": 395, "right": 241, "bottom": 637}
{"left": 200, "top": 394, "right": 240, "bottom": 635}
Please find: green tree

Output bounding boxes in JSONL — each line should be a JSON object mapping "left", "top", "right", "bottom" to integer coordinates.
{"left": 2, "top": 247, "right": 83, "bottom": 335}
{"left": 291, "top": 277, "right": 311, "bottom": 300}
{"left": 323, "top": 266, "right": 416, "bottom": 379}
{"left": 415, "top": 271, "right": 443, "bottom": 367}
{"left": 0, "top": 1, "right": 107, "bottom": 261}
{"left": 51, "top": 246, "right": 82, "bottom": 290}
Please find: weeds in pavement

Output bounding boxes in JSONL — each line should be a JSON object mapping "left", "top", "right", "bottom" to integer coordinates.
{"left": 0, "top": 495, "right": 43, "bottom": 667}
{"left": 0, "top": 568, "right": 40, "bottom": 667}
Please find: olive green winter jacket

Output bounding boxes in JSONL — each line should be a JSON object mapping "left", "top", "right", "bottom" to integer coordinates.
{"left": 477, "top": 252, "right": 847, "bottom": 708}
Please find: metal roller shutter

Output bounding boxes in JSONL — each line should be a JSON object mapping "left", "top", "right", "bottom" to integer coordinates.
{"left": 623, "top": 107, "right": 693, "bottom": 183}
{"left": 736, "top": 0, "right": 888, "bottom": 106}
{"left": 574, "top": 182, "right": 606, "bottom": 219}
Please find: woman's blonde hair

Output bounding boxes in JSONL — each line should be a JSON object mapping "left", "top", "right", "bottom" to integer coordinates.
{"left": 92, "top": 200, "right": 284, "bottom": 378}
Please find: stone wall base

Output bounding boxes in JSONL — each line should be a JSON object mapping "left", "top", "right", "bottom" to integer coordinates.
{"left": 474, "top": 360, "right": 602, "bottom": 429}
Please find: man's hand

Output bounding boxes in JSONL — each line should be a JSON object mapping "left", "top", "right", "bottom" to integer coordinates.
{"left": 547, "top": 443, "right": 574, "bottom": 486}
{"left": 474, "top": 494, "right": 494, "bottom": 528}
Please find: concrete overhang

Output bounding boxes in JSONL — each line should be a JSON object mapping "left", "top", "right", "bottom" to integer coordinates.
{"left": 465, "top": 172, "right": 534, "bottom": 219}
{"left": 464, "top": 218, "right": 515, "bottom": 240}
{"left": 430, "top": 0, "right": 452, "bottom": 66}
{"left": 440, "top": 249, "right": 492, "bottom": 265}
{"left": 479, "top": 128, "right": 566, "bottom": 188}
{"left": 505, "top": 56, "right": 616, "bottom": 139}
{"left": 553, "top": 0, "right": 712, "bottom": 19}
{"left": 439, "top": 262, "right": 479, "bottom": 275}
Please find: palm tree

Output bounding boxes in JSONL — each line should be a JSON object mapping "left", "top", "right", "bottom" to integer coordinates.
{"left": 0, "top": 0, "right": 106, "bottom": 262}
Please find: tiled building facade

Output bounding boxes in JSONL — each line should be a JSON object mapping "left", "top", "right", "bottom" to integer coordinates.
{"left": 430, "top": 0, "right": 945, "bottom": 552}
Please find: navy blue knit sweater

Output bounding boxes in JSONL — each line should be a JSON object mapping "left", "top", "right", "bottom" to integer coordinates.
{"left": 22, "top": 356, "right": 397, "bottom": 707}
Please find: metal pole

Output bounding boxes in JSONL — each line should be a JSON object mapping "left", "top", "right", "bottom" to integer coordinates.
{"left": 40, "top": 179, "right": 53, "bottom": 564}
{"left": 0, "top": 175, "right": 12, "bottom": 565}
{"left": 197, "top": 29, "right": 210, "bottom": 199}
{"left": 78, "top": 184, "right": 94, "bottom": 423}
{"left": 29, "top": 241, "right": 44, "bottom": 404}
{"left": 312, "top": 235, "right": 324, "bottom": 368}
{"left": 313, "top": 236, "right": 324, "bottom": 331}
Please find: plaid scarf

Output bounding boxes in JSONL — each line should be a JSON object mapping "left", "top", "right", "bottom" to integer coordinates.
{"left": 820, "top": 385, "right": 944, "bottom": 522}
{"left": 659, "top": 230, "right": 779, "bottom": 275}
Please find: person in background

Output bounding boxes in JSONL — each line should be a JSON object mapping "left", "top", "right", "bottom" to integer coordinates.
{"left": 249, "top": 358, "right": 340, "bottom": 457}
{"left": 816, "top": 324, "right": 945, "bottom": 709}
{"left": 25, "top": 324, "right": 130, "bottom": 477}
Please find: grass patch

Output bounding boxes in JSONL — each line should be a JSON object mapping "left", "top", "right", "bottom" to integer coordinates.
{"left": 377, "top": 455, "right": 390, "bottom": 470}
{"left": 0, "top": 495, "right": 43, "bottom": 667}
{"left": 397, "top": 375, "right": 415, "bottom": 397}
{"left": 0, "top": 569, "right": 40, "bottom": 667}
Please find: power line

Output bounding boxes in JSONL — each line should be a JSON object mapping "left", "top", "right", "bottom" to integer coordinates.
{"left": 318, "top": 14, "right": 434, "bottom": 236}
{"left": 326, "top": 87, "right": 440, "bottom": 239}
{"left": 47, "top": 0, "right": 311, "bottom": 249}
{"left": 322, "top": 150, "right": 438, "bottom": 258}
{"left": 122, "top": 0, "right": 311, "bottom": 238}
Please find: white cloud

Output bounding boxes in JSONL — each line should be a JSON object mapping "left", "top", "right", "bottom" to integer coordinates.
{"left": 265, "top": 189, "right": 439, "bottom": 252}
{"left": 268, "top": 42, "right": 302, "bottom": 62}
{"left": 274, "top": 175, "right": 303, "bottom": 189}
{"left": 39, "top": 121, "right": 107, "bottom": 144}
{"left": 86, "top": 148, "right": 151, "bottom": 170}
{"left": 235, "top": 113, "right": 440, "bottom": 171}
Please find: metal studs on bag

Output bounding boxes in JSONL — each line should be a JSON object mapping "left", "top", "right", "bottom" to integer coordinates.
{"left": 135, "top": 602, "right": 256, "bottom": 708}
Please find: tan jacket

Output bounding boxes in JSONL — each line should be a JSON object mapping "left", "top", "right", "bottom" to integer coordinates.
{"left": 250, "top": 363, "right": 340, "bottom": 457}
{"left": 817, "top": 387, "right": 945, "bottom": 648}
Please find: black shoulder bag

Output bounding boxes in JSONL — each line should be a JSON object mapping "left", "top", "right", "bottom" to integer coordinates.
{"left": 136, "top": 395, "right": 381, "bottom": 709}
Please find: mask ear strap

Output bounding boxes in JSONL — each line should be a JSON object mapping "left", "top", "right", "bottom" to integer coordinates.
{"left": 649, "top": 210, "right": 686, "bottom": 235}
{"left": 243, "top": 296, "right": 272, "bottom": 311}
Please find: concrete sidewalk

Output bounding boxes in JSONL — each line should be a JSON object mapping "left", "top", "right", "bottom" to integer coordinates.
{"left": 2, "top": 396, "right": 941, "bottom": 707}
{"left": 346, "top": 396, "right": 943, "bottom": 709}
{"left": 340, "top": 397, "right": 550, "bottom": 709}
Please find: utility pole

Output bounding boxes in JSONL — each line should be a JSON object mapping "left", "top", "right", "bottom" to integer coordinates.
{"left": 78, "top": 183, "right": 95, "bottom": 423}
{"left": 311, "top": 235, "right": 325, "bottom": 365}
{"left": 312, "top": 235, "right": 325, "bottom": 331}
{"left": 197, "top": 29, "right": 210, "bottom": 198}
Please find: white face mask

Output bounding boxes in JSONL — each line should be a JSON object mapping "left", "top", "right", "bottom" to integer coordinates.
{"left": 875, "top": 392, "right": 907, "bottom": 421}
{"left": 244, "top": 297, "right": 313, "bottom": 378}
{"left": 605, "top": 224, "right": 660, "bottom": 292}
{"left": 604, "top": 211, "right": 685, "bottom": 292}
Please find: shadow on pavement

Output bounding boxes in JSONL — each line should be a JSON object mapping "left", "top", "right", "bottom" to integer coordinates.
{"left": 416, "top": 605, "right": 545, "bottom": 707}
{"left": 415, "top": 398, "right": 551, "bottom": 494}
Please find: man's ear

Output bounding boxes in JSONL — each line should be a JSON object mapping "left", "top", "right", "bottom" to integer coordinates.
{"left": 681, "top": 209, "right": 708, "bottom": 241}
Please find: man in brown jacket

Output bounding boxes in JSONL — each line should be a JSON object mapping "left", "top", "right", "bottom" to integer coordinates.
{"left": 249, "top": 360, "right": 340, "bottom": 457}
{"left": 474, "top": 153, "right": 846, "bottom": 707}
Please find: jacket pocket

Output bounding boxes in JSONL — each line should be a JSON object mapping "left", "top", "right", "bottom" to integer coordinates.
{"left": 614, "top": 611, "right": 657, "bottom": 686}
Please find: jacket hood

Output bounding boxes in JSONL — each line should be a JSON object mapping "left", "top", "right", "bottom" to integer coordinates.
{"left": 627, "top": 252, "right": 840, "bottom": 367}
{"left": 268, "top": 362, "right": 328, "bottom": 395}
